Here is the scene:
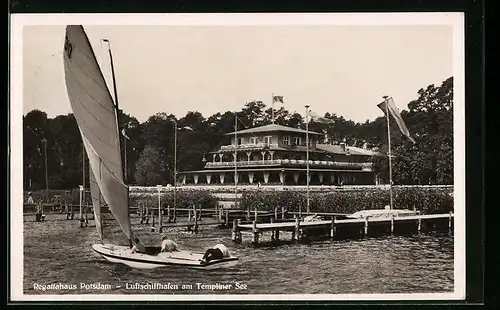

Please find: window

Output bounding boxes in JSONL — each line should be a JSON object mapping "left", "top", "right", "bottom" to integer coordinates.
{"left": 282, "top": 136, "right": 290, "bottom": 146}
{"left": 249, "top": 137, "right": 257, "bottom": 144}
{"left": 307, "top": 138, "right": 314, "bottom": 147}
{"left": 293, "top": 137, "right": 301, "bottom": 145}
{"left": 264, "top": 136, "right": 272, "bottom": 144}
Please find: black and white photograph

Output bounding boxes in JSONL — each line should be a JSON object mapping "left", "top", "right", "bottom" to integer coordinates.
{"left": 10, "top": 13, "right": 465, "bottom": 301}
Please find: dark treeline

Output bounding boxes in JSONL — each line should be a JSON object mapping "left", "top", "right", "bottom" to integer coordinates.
{"left": 23, "top": 77, "right": 453, "bottom": 189}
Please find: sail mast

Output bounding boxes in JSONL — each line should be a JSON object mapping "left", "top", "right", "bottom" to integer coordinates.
{"left": 383, "top": 95, "right": 394, "bottom": 210}
{"left": 103, "top": 39, "right": 126, "bottom": 182}
{"left": 103, "top": 38, "right": 132, "bottom": 245}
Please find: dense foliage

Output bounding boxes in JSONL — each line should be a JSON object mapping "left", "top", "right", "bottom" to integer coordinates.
{"left": 128, "top": 189, "right": 218, "bottom": 211}
{"left": 23, "top": 77, "right": 453, "bottom": 189}
{"left": 239, "top": 186, "right": 453, "bottom": 215}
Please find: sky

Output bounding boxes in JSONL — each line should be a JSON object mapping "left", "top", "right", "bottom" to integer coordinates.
{"left": 22, "top": 22, "right": 454, "bottom": 124}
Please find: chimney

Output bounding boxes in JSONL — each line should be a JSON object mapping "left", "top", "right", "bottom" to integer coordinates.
{"left": 340, "top": 142, "right": 346, "bottom": 152}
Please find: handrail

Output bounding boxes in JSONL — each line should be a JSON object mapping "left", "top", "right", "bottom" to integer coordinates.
{"left": 205, "top": 159, "right": 373, "bottom": 169}
{"left": 220, "top": 143, "right": 279, "bottom": 151}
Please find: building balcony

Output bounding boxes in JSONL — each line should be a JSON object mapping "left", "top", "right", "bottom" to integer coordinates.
{"left": 219, "top": 143, "right": 279, "bottom": 151}
{"left": 204, "top": 159, "right": 373, "bottom": 171}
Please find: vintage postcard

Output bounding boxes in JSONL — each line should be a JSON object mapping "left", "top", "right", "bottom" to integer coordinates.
{"left": 10, "top": 13, "right": 465, "bottom": 302}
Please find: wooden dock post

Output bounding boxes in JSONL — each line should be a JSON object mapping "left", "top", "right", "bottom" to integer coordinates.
{"left": 138, "top": 202, "right": 142, "bottom": 223}
{"left": 275, "top": 207, "right": 278, "bottom": 220}
{"left": 254, "top": 208, "right": 258, "bottom": 222}
{"left": 231, "top": 219, "right": 238, "bottom": 241}
{"left": 236, "top": 219, "right": 242, "bottom": 243}
{"left": 281, "top": 207, "right": 285, "bottom": 219}
{"left": 293, "top": 217, "right": 300, "bottom": 241}
{"left": 151, "top": 211, "right": 155, "bottom": 232}
{"left": 225, "top": 209, "right": 229, "bottom": 227}
{"left": 364, "top": 216, "right": 369, "bottom": 236}
{"left": 252, "top": 220, "right": 259, "bottom": 245}
{"left": 449, "top": 211, "right": 453, "bottom": 231}
{"left": 194, "top": 210, "right": 199, "bottom": 233}
{"left": 330, "top": 216, "right": 335, "bottom": 238}
{"left": 188, "top": 209, "right": 191, "bottom": 222}
{"left": 390, "top": 214, "right": 395, "bottom": 234}
{"left": 270, "top": 218, "right": 275, "bottom": 240}
{"left": 417, "top": 218, "right": 422, "bottom": 233}
{"left": 247, "top": 207, "right": 250, "bottom": 220}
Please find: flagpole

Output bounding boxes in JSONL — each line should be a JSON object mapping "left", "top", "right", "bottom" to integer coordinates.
{"left": 124, "top": 134, "right": 127, "bottom": 183}
{"left": 271, "top": 93, "right": 275, "bottom": 124}
{"left": 82, "top": 141, "right": 86, "bottom": 222}
{"left": 383, "top": 96, "right": 394, "bottom": 210}
{"left": 305, "top": 105, "right": 310, "bottom": 215}
{"left": 234, "top": 113, "right": 238, "bottom": 208}
{"left": 173, "top": 120, "right": 177, "bottom": 222}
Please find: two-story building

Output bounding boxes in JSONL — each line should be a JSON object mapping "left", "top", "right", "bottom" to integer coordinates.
{"left": 177, "top": 124, "right": 379, "bottom": 186}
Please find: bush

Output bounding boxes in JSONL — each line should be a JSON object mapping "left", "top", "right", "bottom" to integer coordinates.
{"left": 23, "top": 187, "right": 218, "bottom": 210}
{"left": 239, "top": 186, "right": 453, "bottom": 214}
{"left": 129, "top": 189, "right": 217, "bottom": 210}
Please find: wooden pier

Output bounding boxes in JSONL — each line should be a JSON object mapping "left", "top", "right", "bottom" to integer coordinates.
{"left": 231, "top": 212, "right": 454, "bottom": 245}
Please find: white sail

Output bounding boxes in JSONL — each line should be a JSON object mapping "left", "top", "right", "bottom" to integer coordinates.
{"left": 63, "top": 25, "right": 133, "bottom": 241}
{"left": 88, "top": 151, "right": 103, "bottom": 240}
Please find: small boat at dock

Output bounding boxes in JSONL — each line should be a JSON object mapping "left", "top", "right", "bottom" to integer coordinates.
{"left": 347, "top": 208, "right": 418, "bottom": 219}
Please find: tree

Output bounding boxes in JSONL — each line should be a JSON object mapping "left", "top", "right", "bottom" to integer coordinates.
{"left": 23, "top": 76, "right": 454, "bottom": 188}
{"left": 391, "top": 77, "right": 453, "bottom": 184}
{"left": 23, "top": 110, "right": 49, "bottom": 189}
{"left": 240, "top": 101, "right": 266, "bottom": 127}
{"left": 134, "top": 145, "right": 167, "bottom": 186}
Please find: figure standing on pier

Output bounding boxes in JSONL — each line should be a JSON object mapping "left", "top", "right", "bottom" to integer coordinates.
{"left": 35, "top": 202, "right": 46, "bottom": 222}
{"left": 27, "top": 192, "right": 34, "bottom": 204}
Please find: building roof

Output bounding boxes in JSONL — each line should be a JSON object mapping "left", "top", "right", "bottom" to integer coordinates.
{"left": 224, "top": 124, "right": 322, "bottom": 136}
{"left": 316, "top": 144, "right": 381, "bottom": 156}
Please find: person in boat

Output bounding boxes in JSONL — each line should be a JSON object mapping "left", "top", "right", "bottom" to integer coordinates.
{"left": 160, "top": 235, "right": 179, "bottom": 253}
{"left": 200, "top": 243, "right": 229, "bottom": 265}
{"left": 131, "top": 237, "right": 146, "bottom": 254}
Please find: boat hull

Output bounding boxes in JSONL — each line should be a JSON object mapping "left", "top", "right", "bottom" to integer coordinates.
{"left": 347, "top": 209, "right": 418, "bottom": 219}
{"left": 92, "top": 244, "right": 239, "bottom": 270}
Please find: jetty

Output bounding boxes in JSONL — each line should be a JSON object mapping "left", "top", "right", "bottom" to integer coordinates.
{"left": 231, "top": 212, "right": 454, "bottom": 245}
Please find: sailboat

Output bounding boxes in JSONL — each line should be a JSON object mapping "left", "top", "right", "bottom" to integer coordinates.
{"left": 63, "top": 25, "right": 238, "bottom": 269}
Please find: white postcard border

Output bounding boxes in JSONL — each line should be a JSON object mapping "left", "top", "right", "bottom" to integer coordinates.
{"left": 10, "top": 12, "right": 466, "bottom": 302}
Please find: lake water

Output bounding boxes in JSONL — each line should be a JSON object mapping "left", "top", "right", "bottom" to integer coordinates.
{"left": 22, "top": 214, "right": 454, "bottom": 295}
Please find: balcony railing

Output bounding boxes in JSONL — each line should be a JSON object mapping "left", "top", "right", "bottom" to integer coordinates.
{"left": 205, "top": 159, "right": 373, "bottom": 170}
{"left": 219, "top": 143, "right": 279, "bottom": 151}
